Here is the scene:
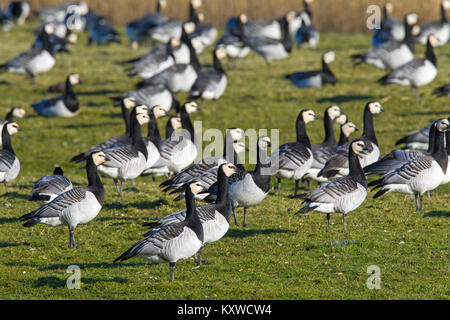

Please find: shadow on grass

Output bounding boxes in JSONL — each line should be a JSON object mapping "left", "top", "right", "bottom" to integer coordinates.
{"left": 42, "top": 261, "right": 147, "bottom": 271}
{"left": 397, "top": 110, "right": 450, "bottom": 117}
{"left": 0, "top": 241, "right": 29, "bottom": 248}
{"left": 126, "top": 198, "right": 169, "bottom": 210}
{"left": 0, "top": 217, "right": 20, "bottom": 224}
{"left": 317, "top": 95, "right": 374, "bottom": 103}
{"left": 423, "top": 211, "right": 449, "bottom": 218}
{"left": 225, "top": 228, "right": 296, "bottom": 239}
{"left": 2, "top": 192, "right": 31, "bottom": 201}
{"left": 77, "top": 90, "right": 120, "bottom": 96}
{"left": 61, "top": 122, "right": 119, "bottom": 130}
{"left": 33, "top": 276, "right": 129, "bottom": 288}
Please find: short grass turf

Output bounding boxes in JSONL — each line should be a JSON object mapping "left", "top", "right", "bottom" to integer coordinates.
{"left": 0, "top": 23, "right": 449, "bottom": 300}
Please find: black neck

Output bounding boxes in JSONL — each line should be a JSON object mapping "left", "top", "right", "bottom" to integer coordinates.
{"left": 296, "top": 113, "right": 311, "bottom": 149}
{"left": 362, "top": 106, "right": 378, "bottom": 146}
{"left": 86, "top": 156, "right": 105, "bottom": 205}
{"left": 383, "top": 5, "right": 389, "bottom": 20}
{"left": 41, "top": 29, "right": 53, "bottom": 56}
{"left": 403, "top": 17, "right": 415, "bottom": 51}
{"left": 184, "top": 187, "right": 204, "bottom": 241}
{"left": 322, "top": 58, "right": 333, "bottom": 76}
{"left": 446, "top": 129, "right": 450, "bottom": 155}
{"left": 213, "top": 51, "right": 225, "bottom": 75}
{"left": 187, "top": 33, "right": 201, "bottom": 71}
{"left": 441, "top": 3, "right": 448, "bottom": 22}
{"left": 251, "top": 142, "right": 271, "bottom": 193}
{"left": 189, "top": 3, "right": 200, "bottom": 25}
{"left": 121, "top": 104, "right": 131, "bottom": 135}
{"left": 427, "top": 122, "right": 437, "bottom": 153}
{"left": 166, "top": 39, "right": 175, "bottom": 60}
{"left": 165, "top": 117, "right": 175, "bottom": 140}
{"left": 180, "top": 105, "right": 195, "bottom": 143}
{"left": 1, "top": 125, "right": 14, "bottom": 154}
{"left": 147, "top": 111, "right": 163, "bottom": 150}
{"left": 130, "top": 109, "right": 148, "bottom": 159}
{"left": 215, "top": 167, "right": 232, "bottom": 219}
{"left": 322, "top": 108, "right": 337, "bottom": 145}
{"left": 5, "top": 109, "right": 14, "bottom": 122}
{"left": 156, "top": 0, "right": 161, "bottom": 12}
{"left": 432, "top": 128, "right": 449, "bottom": 173}
{"left": 53, "top": 167, "right": 64, "bottom": 175}
{"left": 338, "top": 126, "right": 349, "bottom": 146}
{"left": 348, "top": 146, "right": 367, "bottom": 187}
{"left": 280, "top": 17, "right": 292, "bottom": 53}
{"left": 304, "top": 0, "right": 312, "bottom": 18}
{"left": 425, "top": 37, "right": 437, "bottom": 67}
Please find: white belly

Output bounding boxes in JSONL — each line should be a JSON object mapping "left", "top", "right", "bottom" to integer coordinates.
{"left": 26, "top": 50, "right": 55, "bottom": 75}
{"left": 62, "top": 192, "right": 102, "bottom": 226}
{"left": 229, "top": 175, "right": 268, "bottom": 207}
{"left": 203, "top": 213, "right": 229, "bottom": 244}
{"left": 161, "top": 227, "right": 202, "bottom": 263}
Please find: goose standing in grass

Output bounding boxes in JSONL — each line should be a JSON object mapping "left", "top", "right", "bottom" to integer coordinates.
{"left": 433, "top": 83, "right": 450, "bottom": 97}
{"left": 188, "top": 48, "right": 227, "bottom": 110}
{"left": 270, "top": 109, "right": 318, "bottom": 196}
{"left": 416, "top": 0, "right": 450, "bottom": 46}
{"left": 378, "top": 35, "right": 439, "bottom": 97}
{"left": 7, "top": 1, "right": 30, "bottom": 25}
{"left": 144, "top": 163, "right": 236, "bottom": 267}
{"left": 31, "top": 73, "right": 80, "bottom": 117}
{"left": 30, "top": 167, "right": 73, "bottom": 202}
{"left": 19, "top": 152, "right": 108, "bottom": 248}
{"left": 372, "top": 2, "right": 404, "bottom": 47}
{"left": 98, "top": 108, "right": 150, "bottom": 197}
{"left": 189, "top": 12, "right": 218, "bottom": 54}
{"left": 32, "top": 22, "right": 70, "bottom": 55}
{"left": 215, "top": 32, "right": 250, "bottom": 65}
{"left": 114, "top": 181, "right": 204, "bottom": 283}
{"left": 352, "top": 13, "right": 419, "bottom": 70}
{"left": 0, "top": 122, "right": 21, "bottom": 195}
{"left": 0, "top": 107, "right": 25, "bottom": 145}
{"left": 120, "top": 84, "right": 179, "bottom": 113}
{"left": 285, "top": 51, "right": 336, "bottom": 89}
{"left": 0, "top": 23, "right": 55, "bottom": 83}
{"left": 369, "top": 118, "right": 449, "bottom": 211}
{"left": 318, "top": 102, "right": 384, "bottom": 179}
{"left": 296, "top": 139, "right": 369, "bottom": 233}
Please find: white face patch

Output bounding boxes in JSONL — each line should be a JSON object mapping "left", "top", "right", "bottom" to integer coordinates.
{"left": 135, "top": 105, "right": 149, "bottom": 114}
{"left": 6, "top": 122, "right": 20, "bottom": 136}
{"left": 428, "top": 34, "right": 439, "bottom": 47}
{"left": 323, "top": 51, "right": 335, "bottom": 64}
{"left": 137, "top": 113, "right": 150, "bottom": 125}
{"left": 123, "top": 97, "right": 136, "bottom": 109}
{"left": 385, "top": 2, "right": 394, "bottom": 13}
{"left": 170, "top": 38, "right": 180, "bottom": 47}
{"left": 286, "top": 11, "right": 296, "bottom": 22}
{"left": 437, "top": 119, "right": 450, "bottom": 132}
{"left": 258, "top": 136, "right": 271, "bottom": 150}
{"left": 233, "top": 141, "right": 246, "bottom": 154}
{"left": 343, "top": 122, "right": 357, "bottom": 137}
{"left": 328, "top": 105, "right": 341, "bottom": 120}
{"left": 185, "top": 102, "right": 199, "bottom": 114}
{"left": 239, "top": 14, "right": 248, "bottom": 24}
{"left": 216, "top": 48, "right": 227, "bottom": 60}
{"left": 336, "top": 114, "right": 347, "bottom": 125}
{"left": 67, "top": 32, "right": 78, "bottom": 44}
{"left": 303, "top": 110, "right": 317, "bottom": 123}
{"left": 368, "top": 102, "right": 383, "bottom": 114}
{"left": 69, "top": 74, "right": 80, "bottom": 86}
{"left": 191, "top": 0, "right": 202, "bottom": 9}
{"left": 406, "top": 13, "right": 418, "bottom": 25}
{"left": 93, "top": 152, "right": 107, "bottom": 166}
{"left": 190, "top": 182, "right": 204, "bottom": 195}
{"left": 411, "top": 25, "right": 421, "bottom": 36}
{"left": 44, "top": 23, "right": 55, "bottom": 35}
{"left": 197, "top": 12, "right": 205, "bottom": 22}
{"left": 223, "top": 164, "right": 236, "bottom": 177}
{"left": 152, "top": 106, "right": 167, "bottom": 119}
{"left": 230, "top": 128, "right": 245, "bottom": 141}
{"left": 184, "top": 21, "right": 196, "bottom": 34}
{"left": 443, "top": 0, "right": 450, "bottom": 11}
{"left": 159, "top": 0, "right": 167, "bottom": 9}
{"left": 351, "top": 141, "right": 365, "bottom": 154}
{"left": 171, "top": 117, "right": 182, "bottom": 130}
{"left": 12, "top": 108, "right": 26, "bottom": 118}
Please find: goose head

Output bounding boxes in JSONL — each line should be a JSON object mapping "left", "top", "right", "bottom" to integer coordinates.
{"left": 342, "top": 122, "right": 359, "bottom": 137}
{"left": 189, "top": 181, "right": 205, "bottom": 195}
{"left": 6, "top": 122, "right": 21, "bottom": 135}
{"left": 367, "top": 101, "right": 384, "bottom": 115}
{"left": 327, "top": 105, "right": 342, "bottom": 120}
{"left": 68, "top": 74, "right": 80, "bottom": 86}
{"left": 335, "top": 113, "right": 347, "bottom": 125}
{"left": 436, "top": 118, "right": 450, "bottom": 132}
{"left": 151, "top": 105, "right": 169, "bottom": 119}
{"left": 11, "top": 107, "right": 26, "bottom": 119}
{"left": 233, "top": 140, "right": 247, "bottom": 154}
{"left": 406, "top": 13, "right": 419, "bottom": 26}
{"left": 302, "top": 109, "right": 319, "bottom": 123}
{"left": 285, "top": 10, "right": 297, "bottom": 23}
{"left": 411, "top": 25, "right": 421, "bottom": 36}
{"left": 215, "top": 47, "right": 227, "bottom": 60}
{"left": 159, "top": 0, "right": 167, "bottom": 9}
{"left": 323, "top": 51, "right": 335, "bottom": 65}
{"left": 428, "top": 34, "right": 440, "bottom": 47}
{"left": 183, "top": 21, "right": 196, "bottom": 34}
{"left": 197, "top": 12, "right": 205, "bottom": 23}
{"left": 184, "top": 101, "right": 200, "bottom": 114}
{"left": 92, "top": 151, "right": 109, "bottom": 166}
{"left": 170, "top": 37, "right": 180, "bottom": 48}
{"left": 123, "top": 97, "right": 137, "bottom": 109}
{"left": 135, "top": 105, "right": 149, "bottom": 115}
{"left": 351, "top": 139, "right": 368, "bottom": 154}
{"left": 385, "top": 2, "right": 394, "bottom": 14}
{"left": 44, "top": 23, "right": 55, "bottom": 35}
{"left": 191, "top": 0, "right": 202, "bottom": 9}
{"left": 136, "top": 113, "right": 150, "bottom": 126}
{"left": 221, "top": 163, "right": 237, "bottom": 177}
{"left": 239, "top": 13, "right": 249, "bottom": 25}
{"left": 258, "top": 135, "right": 272, "bottom": 150}
{"left": 228, "top": 128, "right": 245, "bottom": 141}
{"left": 170, "top": 116, "right": 182, "bottom": 130}
{"left": 443, "top": 0, "right": 450, "bottom": 10}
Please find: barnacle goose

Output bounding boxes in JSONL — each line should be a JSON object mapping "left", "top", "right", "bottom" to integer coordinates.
{"left": 433, "top": 83, "right": 450, "bottom": 97}
{"left": 189, "top": 12, "right": 218, "bottom": 54}
{"left": 378, "top": 35, "right": 439, "bottom": 97}
{"left": 0, "top": 107, "right": 25, "bottom": 145}
{"left": 47, "top": 73, "right": 80, "bottom": 93}
{"left": 32, "top": 22, "right": 70, "bottom": 55}
{"left": 114, "top": 181, "right": 204, "bottom": 283}
{"left": 87, "top": 19, "right": 120, "bottom": 45}
{"left": 188, "top": 48, "right": 227, "bottom": 109}
{"left": 416, "top": 0, "right": 450, "bottom": 46}
{"left": 19, "top": 151, "right": 108, "bottom": 248}
{"left": 145, "top": 102, "right": 200, "bottom": 175}
{"left": 295, "top": 4, "right": 320, "bottom": 48}
{"left": 0, "top": 5, "right": 12, "bottom": 31}
{"left": 318, "top": 102, "right": 383, "bottom": 179}
{"left": 270, "top": 109, "right": 318, "bottom": 196}
{"left": 120, "top": 84, "right": 179, "bottom": 113}
{"left": 236, "top": 13, "right": 293, "bottom": 66}
{"left": 296, "top": 139, "right": 369, "bottom": 233}
{"left": 395, "top": 121, "right": 434, "bottom": 150}
{"left": 370, "top": 118, "right": 449, "bottom": 211}
{"left": 98, "top": 108, "right": 150, "bottom": 196}
{"left": 352, "top": 13, "right": 419, "bottom": 70}
{"left": 336, "top": 114, "right": 359, "bottom": 146}
{"left": 215, "top": 32, "right": 250, "bottom": 64}
{"left": 38, "top": 2, "right": 88, "bottom": 24}
{"left": 0, "top": 122, "right": 21, "bottom": 194}
{"left": 31, "top": 167, "right": 73, "bottom": 202}
{"left": 7, "top": 1, "right": 30, "bottom": 25}
{"left": 31, "top": 73, "right": 80, "bottom": 117}
{"left": 285, "top": 51, "right": 336, "bottom": 88}
{"left": 125, "top": 0, "right": 168, "bottom": 49}
{"left": 0, "top": 23, "right": 55, "bottom": 82}
{"left": 144, "top": 163, "right": 236, "bottom": 267}
{"left": 372, "top": 2, "right": 405, "bottom": 47}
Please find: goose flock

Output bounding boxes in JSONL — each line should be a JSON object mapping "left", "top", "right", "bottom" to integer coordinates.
{"left": 0, "top": 0, "right": 449, "bottom": 284}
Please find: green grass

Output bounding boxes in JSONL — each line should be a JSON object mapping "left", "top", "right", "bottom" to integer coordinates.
{"left": 0, "top": 23, "right": 448, "bottom": 300}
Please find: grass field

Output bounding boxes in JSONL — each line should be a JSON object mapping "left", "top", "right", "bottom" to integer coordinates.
{"left": 0, "top": 23, "right": 449, "bottom": 300}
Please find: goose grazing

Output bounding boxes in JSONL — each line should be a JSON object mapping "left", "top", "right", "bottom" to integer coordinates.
{"left": 372, "top": 2, "right": 404, "bottom": 47}
{"left": 31, "top": 73, "right": 80, "bottom": 117}
{"left": 71, "top": 97, "right": 137, "bottom": 163}
{"left": 352, "top": 13, "right": 419, "bottom": 70}
{"left": 7, "top": 1, "right": 30, "bottom": 25}
{"left": 0, "top": 107, "right": 25, "bottom": 145}
{"left": 270, "top": 109, "right": 318, "bottom": 196}
{"left": 0, "top": 23, "right": 55, "bottom": 83}
{"left": 285, "top": 51, "right": 336, "bottom": 89}
{"left": 144, "top": 163, "right": 236, "bottom": 267}
{"left": 159, "top": 128, "right": 246, "bottom": 200}
{"left": 296, "top": 139, "right": 369, "bottom": 233}
{"left": 114, "top": 181, "right": 204, "bottom": 283}
{"left": 318, "top": 102, "right": 384, "bottom": 179}
{"left": 188, "top": 48, "right": 227, "bottom": 109}
{"left": 87, "top": 19, "right": 120, "bottom": 45}
{"left": 98, "top": 107, "right": 150, "bottom": 196}
{"left": 19, "top": 152, "right": 108, "bottom": 248}
{"left": 236, "top": 13, "right": 293, "bottom": 66}
{"left": 31, "top": 167, "right": 73, "bottom": 202}
{"left": 0, "top": 122, "right": 21, "bottom": 195}
{"left": 126, "top": 0, "right": 168, "bottom": 49}
{"left": 433, "top": 83, "right": 450, "bottom": 97}
{"left": 416, "top": 0, "right": 450, "bottom": 46}
{"left": 378, "top": 35, "right": 439, "bottom": 97}
{"left": 369, "top": 118, "right": 449, "bottom": 211}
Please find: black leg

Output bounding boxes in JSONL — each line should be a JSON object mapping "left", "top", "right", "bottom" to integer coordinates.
{"left": 277, "top": 178, "right": 281, "bottom": 196}
{"left": 326, "top": 213, "right": 330, "bottom": 233}
{"left": 414, "top": 193, "right": 419, "bottom": 211}
{"left": 343, "top": 213, "right": 347, "bottom": 233}
{"left": 243, "top": 207, "right": 248, "bottom": 228}
{"left": 419, "top": 194, "right": 423, "bottom": 211}
{"left": 4, "top": 181, "right": 8, "bottom": 195}
{"left": 294, "top": 180, "right": 299, "bottom": 197}
{"left": 169, "top": 262, "right": 176, "bottom": 282}
{"left": 194, "top": 246, "right": 203, "bottom": 268}
{"left": 68, "top": 226, "right": 76, "bottom": 248}
{"left": 233, "top": 207, "right": 239, "bottom": 226}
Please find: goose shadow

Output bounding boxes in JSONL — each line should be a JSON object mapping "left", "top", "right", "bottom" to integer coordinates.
{"left": 0, "top": 217, "right": 20, "bottom": 225}
{"left": 2, "top": 191, "right": 32, "bottom": 201}
{"left": 126, "top": 198, "right": 169, "bottom": 210}
{"left": 60, "top": 122, "right": 119, "bottom": 130}
{"left": 225, "top": 228, "right": 296, "bottom": 239}
{"left": 317, "top": 95, "right": 374, "bottom": 103}
{"left": 397, "top": 110, "right": 450, "bottom": 117}
{"left": 76, "top": 90, "right": 121, "bottom": 96}
{"left": 33, "top": 276, "right": 129, "bottom": 288}
{"left": 423, "top": 211, "right": 449, "bottom": 218}
{"left": 42, "top": 261, "right": 147, "bottom": 271}
{"left": 0, "top": 241, "right": 29, "bottom": 248}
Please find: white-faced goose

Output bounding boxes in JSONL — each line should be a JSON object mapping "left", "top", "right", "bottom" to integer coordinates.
{"left": 98, "top": 107, "right": 150, "bottom": 196}
{"left": 352, "top": 13, "right": 419, "bottom": 70}
{"left": 32, "top": 22, "right": 69, "bottom": 55}
{"left": 0, "top": 122, "right": 21, "bottom": 194}
{"left": 19, "top": 152, "right": 108, "bottom": 248}
{"left": 143, "top": 163, "right": 236, "bottom": 267}
{"left": 31, "top": 166, "right": 73, "bottom": 202}
{"left": 0, "top": 107, "right": 25, "bottom": 145}
{"left": 370, "top": 119, "right": 449, "bottom": 211}
{"left": 373, "top": 2, "right": 405, "bottom": 47}
{"left": 121, "top": 84, "right": 179, "bottom": 113}
{"left": 378, "top": 35, "right": 439, "bottom": 97}
{"left": 188, "top": 48, "right": 227, "bottom": 110}
{"left": 47, "top": 73, "right": 79, "bottom": 93}
{"left": 295, "top": 8, "right": 320, "bottom": 48}
{"left": 269, "top": 109, "right": 318, "bottom": 196}
{"left": 7, "top": 1, "right": 30, "bottom": 25}
{"left": 114, "top": 181, "right": 204, "bottom": 283}
{"left": 215, "top": 32, "right": 250, "bottom": 64}
{"left": 0, "top": 23, "right": 55, "bottom": 83}
{"left": 285, "top": 51, "right": 336, "bottom": 88}
{"left": 189, "top": 12, "right": 218, "bottom": 54}
{"left": 318, "top": 102, "right": 384, "bottom": 179}
{"left": 296, "top": 139, "right": 369, "bottom": 233}
{"left": 416, "top": 0, "right": 450, "bottom": 46}
{"left": 31, "top": 73, "right": 80, "bottom": 117}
